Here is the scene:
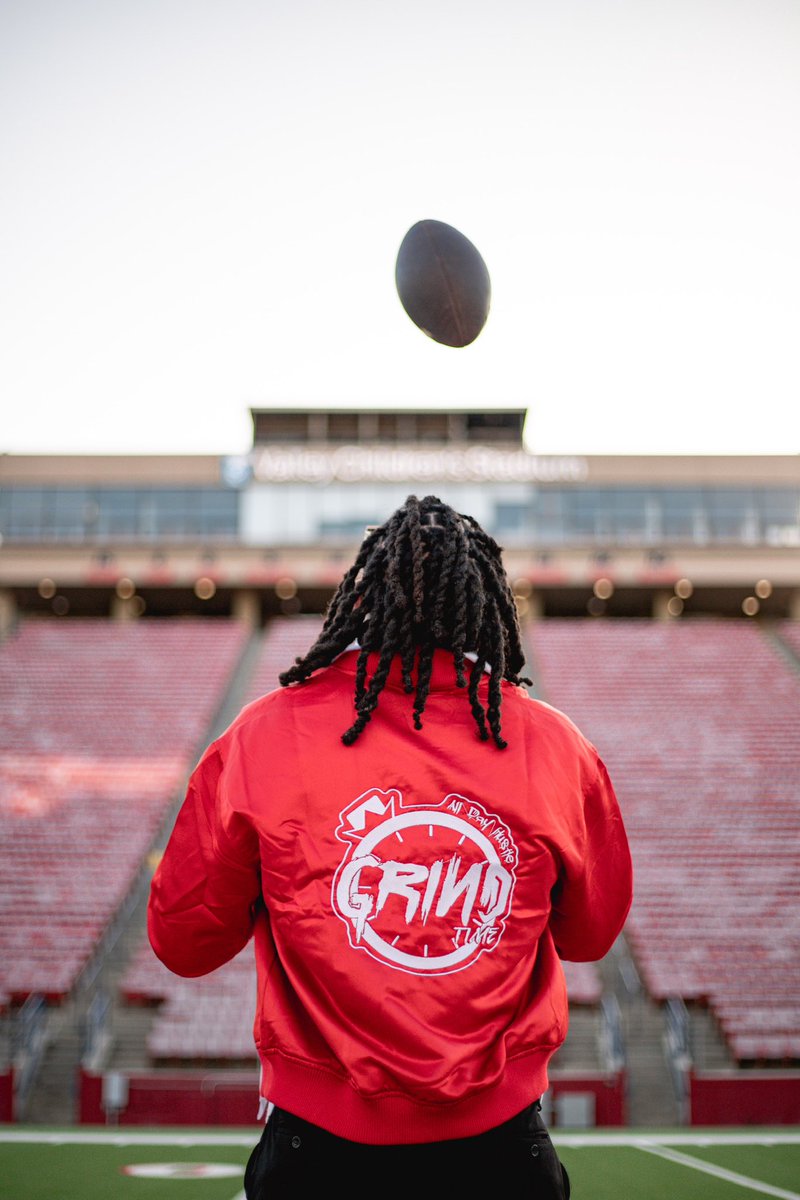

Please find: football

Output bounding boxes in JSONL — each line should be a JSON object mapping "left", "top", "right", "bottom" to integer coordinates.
{"left": 395, "top": 219, "right": 491, "bottom": 348}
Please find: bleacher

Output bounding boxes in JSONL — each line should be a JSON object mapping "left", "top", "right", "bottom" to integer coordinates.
{"left": 122, "top": 940, "right": 256, "bottom": 1062}
{"left": 122, "top": 615, "right": 323, "bottom": 1061}
{"left": 779, "top": 620, "right": 800, "bottom": 662}
{"left": 241, "top": 614, "right": 324, "bottom": 706}
{"left": 527, "top": 619, "right": 800, "bottom": 1063}
{"left": 127, "top": 942, "right": 601, "bottom": 1066}
{"left": 0, "top": 620, "right": 247, "bottom": 1003}
{"left": 560, "top": 960, "right": 602, "bottom": 1005}
{"left": 7, "top": 613, "right": 797, "bottom": 1081}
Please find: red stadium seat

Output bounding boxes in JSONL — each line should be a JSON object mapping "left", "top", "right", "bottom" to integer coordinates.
{"left": 528, "top": 619, "right": 800, "bottom": 1064}
{"left": 0, "top": 619, "right": 248, "bottom": 1002}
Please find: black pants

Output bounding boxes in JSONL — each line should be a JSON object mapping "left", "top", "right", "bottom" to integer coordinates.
{"left": 244, "top": 1100, "right": 570, "bottom": 1198}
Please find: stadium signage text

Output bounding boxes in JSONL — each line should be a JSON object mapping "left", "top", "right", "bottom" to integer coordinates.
{"left": 252, "top": 446, "right": 589, "bottom": 485}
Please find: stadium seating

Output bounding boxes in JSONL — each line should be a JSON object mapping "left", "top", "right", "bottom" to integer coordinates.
{"left": 241, "top": 614, "right": 324, "bottom": 707}
{"left": 127, "top": 948, "right": 601, "bottom": 1064}
{"left": 122, "top": 616, "right": 325, "bottom": 1061}
{"left": 560, "top": 960, "right": 602, "bottom": 1005}
{"left": 123, "top": 938, "right": 257, "bottom": 1062}
{"left": 778, "top": 621, "right": 800, "bottom": 664}
{"left": 0, "top": 619, "right": 247, "bottom": 1002}
{"left": 527, "top": 619, "right": 800, "bottom": 1063}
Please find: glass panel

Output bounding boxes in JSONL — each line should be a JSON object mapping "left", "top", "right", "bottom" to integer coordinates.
{"left": 416, "top": 413, "right": 450, "bottom": 442}
{"left": 660, "top": 489, "right": 706, "bottom": 542}
{"left": 96, "top": 490, "right": 138, "bottom": 536}
{"left": 760, "top": 488, "right": 800, "bottom": 546}
{"left": 494, "top": 502, "right": 530, "bottom": 535}
{"left": 8, "top": 489, "right": 47, "bottom": 537}
{"left": 319, "top": 517, "right": 378, "bottom": 539}
{"left": 706, "top": 489, "right": 755, "bottom": 542}
{"left": 530, "top": 489, "right": 566, "bottom": 544}
{"left": 52, "top": 489, "right": 92, "bottom": 538}
{"left": 327, "top": 413, "right": 360, "bottom": 441}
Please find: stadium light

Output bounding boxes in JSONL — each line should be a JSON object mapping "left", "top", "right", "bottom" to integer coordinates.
{"left": 194, "top": 577, "right": 216, "bottom": 600}
{"left": 275, "top": 577, "right": 297, "bottom": 600}
{"left": 593, "top": 578, "right": 614, "bottom": 600}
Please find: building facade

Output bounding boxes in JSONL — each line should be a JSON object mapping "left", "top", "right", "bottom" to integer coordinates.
{"left": 1, "top": 407, "right": 798, "bottom": 629}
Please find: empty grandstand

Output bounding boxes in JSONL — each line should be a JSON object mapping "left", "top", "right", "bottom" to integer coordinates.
{"left": 1, "top": 407, "right": 798, "bottom": 1128}
{"left": 0, "top": 620, "right": 247, "bottom": 1005}
{"left": 528, "top": 621, "right": 800, "bottom": 1066}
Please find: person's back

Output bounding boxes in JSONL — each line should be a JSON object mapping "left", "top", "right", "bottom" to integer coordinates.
{"left": 149, "top": 494, "right": 633, "bottom": 1197}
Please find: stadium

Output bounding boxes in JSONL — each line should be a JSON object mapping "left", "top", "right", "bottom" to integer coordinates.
{"left": 1, "top": 405, "right": 798, "bottom": 1148}
{"left": 4, "top": 0, "right": 800, "bottom": 1191}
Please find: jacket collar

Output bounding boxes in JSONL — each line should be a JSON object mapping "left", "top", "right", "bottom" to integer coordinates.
{"left": 331, "top": 646, "right": 489, "bottom": 693}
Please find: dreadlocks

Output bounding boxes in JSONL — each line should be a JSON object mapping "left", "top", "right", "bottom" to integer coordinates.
{"left": 278, "top": 494, "right": 531, "bottom": 747}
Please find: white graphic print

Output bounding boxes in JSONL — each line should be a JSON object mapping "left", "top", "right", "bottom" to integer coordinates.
{"left": 332, "top": 788, "right": 518, "bottom": 975}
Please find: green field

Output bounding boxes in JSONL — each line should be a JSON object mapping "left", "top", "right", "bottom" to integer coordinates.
{"left": 1, "top": 1129, "right": 799, "bottom": 1200}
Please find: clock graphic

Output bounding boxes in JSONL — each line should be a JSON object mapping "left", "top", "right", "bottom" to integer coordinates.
{"left": 332, "top": 788, "right": 518, "bottom": 975}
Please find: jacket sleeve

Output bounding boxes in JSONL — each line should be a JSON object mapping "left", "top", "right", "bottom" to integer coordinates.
{"left": 148, "top": 740, "right": 262, "bottom": 977}
{"left": 549, "top": 755, "right": 633, "bottom": 962}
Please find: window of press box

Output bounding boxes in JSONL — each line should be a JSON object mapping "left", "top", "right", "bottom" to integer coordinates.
{"left": 0, "top": 487, "right": 239, "bottom": 541}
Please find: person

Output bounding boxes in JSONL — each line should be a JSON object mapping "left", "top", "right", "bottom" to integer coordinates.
{"left": 148, "top": 494, "right": 633, "bottom": 1198}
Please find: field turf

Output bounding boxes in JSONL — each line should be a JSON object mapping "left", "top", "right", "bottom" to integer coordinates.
{"left": 1, "top": 1128, "right": 799, "bottom": 1200}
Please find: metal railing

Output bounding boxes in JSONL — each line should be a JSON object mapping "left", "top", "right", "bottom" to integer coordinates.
{"left": 663, "top": 996, "right": 692, "bottom": 1124}
{"left": 599, "top": 994, "right": 626, "bottom": 1074}
{"left": 81, "top": 989, "right": 112, "bottom": 1070}
{"left": 13, "top": 994, "right": 48, "bottom": 1118}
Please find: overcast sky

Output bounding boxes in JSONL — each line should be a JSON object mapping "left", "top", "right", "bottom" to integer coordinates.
{"left": 2, "top": 0, "right": 798, "bottom": 457}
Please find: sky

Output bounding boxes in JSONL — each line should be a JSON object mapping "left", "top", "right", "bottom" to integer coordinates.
{"left": 1, "top": 0, "right": 799, "bottom": 457}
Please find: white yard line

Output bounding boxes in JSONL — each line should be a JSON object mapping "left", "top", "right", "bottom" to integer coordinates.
{"left": 556, "top": 1132, "right": 800, "bottom": 1148}
{"left": 637, "top": 1143, "right": 800, "bottom": 1200}
{"left": 0, "top": 1130, "right": 255, "bottom": 1145}
{"left": 1, "top": 1128, "right": 800, "bottom": 1148}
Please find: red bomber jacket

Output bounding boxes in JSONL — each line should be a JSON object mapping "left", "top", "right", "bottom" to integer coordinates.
{"left": 148, "top": 649, "right": 633, "bottom": 1144}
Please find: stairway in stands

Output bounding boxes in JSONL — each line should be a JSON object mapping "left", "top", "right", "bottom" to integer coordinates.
{"left": 600, "top": 939, "right": 680, "bottom": 1126}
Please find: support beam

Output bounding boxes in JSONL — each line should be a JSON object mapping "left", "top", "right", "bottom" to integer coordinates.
{"left": 652, "top": 591, "right": 674, "bottom": 621}
{"left": 111, "top": 596, "right": 140, "bottom": 621}
{"left": 232, "top": 589, "right": 260, "bottom": 628}
{"left": 0, "top": 589, "right": 17, "bottom": 639}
